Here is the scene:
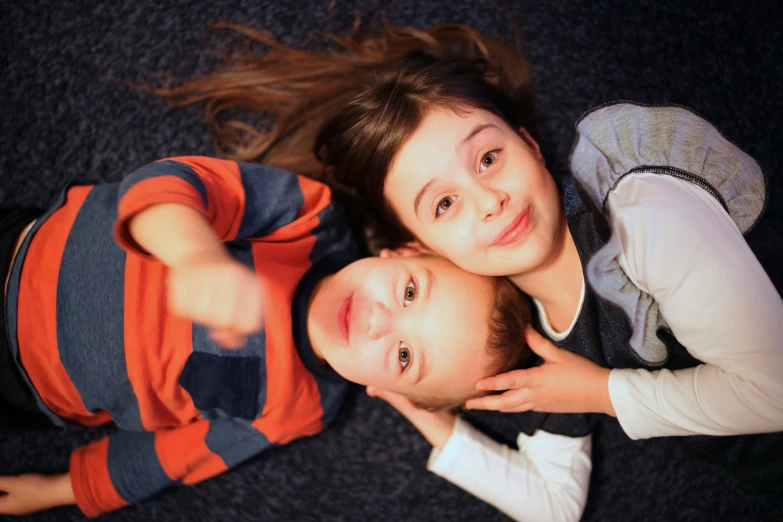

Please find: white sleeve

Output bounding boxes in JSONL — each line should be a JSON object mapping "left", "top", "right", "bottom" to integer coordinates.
{"left": 426, "top": 417, "right": 591, "bottom": 522}
{"left": 606, "top": 173, "right": 783, "bottom": 439}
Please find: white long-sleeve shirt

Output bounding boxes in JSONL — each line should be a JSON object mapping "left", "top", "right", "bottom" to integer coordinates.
{"left": 535, "top": 173, "right": 783, "bottom": 439}
{"left": 430, "top": 172, "right": 782, "bottom": 521}
{"left": 606, "top": 173, "right": 783, "bottom": 439}
{"left": 427, "top": 417, "right": 592, "bottom": 522}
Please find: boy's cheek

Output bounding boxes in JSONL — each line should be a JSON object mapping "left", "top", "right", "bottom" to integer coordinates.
{"left": 344, "top": 363, "right": 393, "bottom": 390}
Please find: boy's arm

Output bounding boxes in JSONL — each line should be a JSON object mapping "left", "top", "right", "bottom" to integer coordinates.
{"left": 115, "top": 156, "right": 333, "bottom": 253}
{"left": 115, "top": 158, "right": 338, "bottom": 347}
{"left": 0, "top": 473, "right": 75, "bottom": 515}
{"left": 68, "top": 415, "right": 301, "bottom": 517}
{"left": 125, "top": 201, "right": 264, "bottom": 347}
{"left": 606, "top": 173, "right": 783, "bottom": 439}
{"left": 127, "top": 202, "right": 230, "bottom": 267}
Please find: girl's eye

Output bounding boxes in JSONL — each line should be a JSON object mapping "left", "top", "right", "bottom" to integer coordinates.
{"left": 479, "top": 151, "right": 498, "bottom": 174}
{"left": 404, "top": 279, "right": 417, "bottom": 307}
{"left": 399, "top": 342, "right": 411, "bottom": 370}
{"left": 435, "top": 196, "right": 454, "bottom": 218}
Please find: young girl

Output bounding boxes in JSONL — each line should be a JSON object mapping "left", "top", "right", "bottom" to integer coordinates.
{"left": 161, "top": 20, "right": 783, "bottom": 500}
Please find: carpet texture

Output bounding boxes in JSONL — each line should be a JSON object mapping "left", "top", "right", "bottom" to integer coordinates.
{"left": 1, "top": 1, "right": 781, "bottom": 521}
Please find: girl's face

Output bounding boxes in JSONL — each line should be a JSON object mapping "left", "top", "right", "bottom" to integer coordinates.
{"left": 307, "top": 253, "right": 496, "bottom": 403}
{"left": 384, "top": 108, "right": 563, "bottom": 277}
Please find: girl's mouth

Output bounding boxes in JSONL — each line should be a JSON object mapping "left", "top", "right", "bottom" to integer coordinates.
{"left": 492, "top": 208, "right": 531, "bottom": 247}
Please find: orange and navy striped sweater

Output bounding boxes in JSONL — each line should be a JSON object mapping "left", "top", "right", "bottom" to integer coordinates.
{"left": 4, "top": 157, "right": 359, "bottom": 516}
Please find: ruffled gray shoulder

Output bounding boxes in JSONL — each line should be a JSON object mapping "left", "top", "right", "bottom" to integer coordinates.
{"left": 569, "top": 101, "right": 767, "bottom": 234}
{"left": 567, "top": 102, "right": 767, "bottom": 366}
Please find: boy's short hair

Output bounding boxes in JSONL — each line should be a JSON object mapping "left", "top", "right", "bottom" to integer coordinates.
{"left": 406, "top": 276, "right": 533, "bottom": 412}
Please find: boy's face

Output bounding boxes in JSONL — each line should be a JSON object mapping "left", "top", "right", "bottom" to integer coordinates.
{"left": 307, "top": 254, "right": 495, "bottom": 403}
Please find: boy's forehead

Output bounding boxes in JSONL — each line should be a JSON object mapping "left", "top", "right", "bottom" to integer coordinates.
{"left": 414, "top": 254, "right": 480, "bottom": 281}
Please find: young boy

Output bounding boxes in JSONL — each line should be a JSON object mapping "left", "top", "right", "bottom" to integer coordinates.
{"left": 0, "top": 157, "right": 532, "bottom": 516}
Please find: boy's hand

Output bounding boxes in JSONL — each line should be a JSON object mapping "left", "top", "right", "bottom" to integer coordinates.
{"left": 466, "top": 327, "right": 616, "bottom": 416}
{"left": 0, "top": 473, "right": 75, "bottom": 515}
{"left": 367, "top": 387, "right": 457, "bottom": 449}
{"left": 167, "top": 251, "right": 264, "bottom": 349}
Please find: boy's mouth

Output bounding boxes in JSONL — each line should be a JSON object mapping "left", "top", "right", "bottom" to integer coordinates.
{"left": 338, "top": 293, "right": 352, "bottom": 342}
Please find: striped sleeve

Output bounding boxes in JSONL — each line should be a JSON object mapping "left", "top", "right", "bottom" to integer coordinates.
{"left": 115, "top": 156, "right": 332, "bottom": 253}
{"left": 70, "top": 415, "right": 307, "bottom": 517}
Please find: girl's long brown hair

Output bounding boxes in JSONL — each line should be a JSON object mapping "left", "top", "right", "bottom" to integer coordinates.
{"left": 155, "top": 20, "right": 533, "bottom": 184}
{"left": 157, "top": 21, "right": 536, "bottom": 381}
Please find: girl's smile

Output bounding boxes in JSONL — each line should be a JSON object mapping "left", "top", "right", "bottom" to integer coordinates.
{"left": 492, "top": 207, "right": 532, "bottom": 247}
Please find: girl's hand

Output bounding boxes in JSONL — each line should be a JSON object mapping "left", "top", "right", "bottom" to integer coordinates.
{"left": 0, "top": 473, "right": 76, "bottom": 515}
{"left": 367, "top": 387, "right": 457, "bottom": 449}
{"left": 466, "top": 327, "right": 616, "bottom": 416}
{"left": 167, "top": 251, "right": 264, "bottom": 349}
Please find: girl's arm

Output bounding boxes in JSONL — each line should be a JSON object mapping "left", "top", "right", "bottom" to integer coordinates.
{"left": 469, "top": 172, "right": 783, "bottom": 439}
{"left": 369, "top": 388, "right": 591, "bottom": 522}
{"left": 428, "top": 420, "right": 591, "bottom": 522}
{"left": 606, "top": 172, "right": 783, "bottom": 439}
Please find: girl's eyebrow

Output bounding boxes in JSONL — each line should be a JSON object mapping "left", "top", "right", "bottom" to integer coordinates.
{"left": 460, "top": 123, "right": 499, "bottom": 145}
{"left": 414, "top": 178, "right": 438, "bottom": 217}
{"left": 413, "top": 123, "right": 500, "bottom": 218}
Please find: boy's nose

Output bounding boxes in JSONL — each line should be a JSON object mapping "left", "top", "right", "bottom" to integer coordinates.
{"left": 366, "top": 302, "right": 392, "bottom": 340}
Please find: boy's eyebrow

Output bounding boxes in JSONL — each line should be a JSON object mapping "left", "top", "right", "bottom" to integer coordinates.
{"left": 416, "top": 346, "right": 428, "bottom": 384}
{"left": 416, "top": 268, "right": 435, "bottom": 383}
{"left": 424, "top": 267, "right": 435, "bottom": 304}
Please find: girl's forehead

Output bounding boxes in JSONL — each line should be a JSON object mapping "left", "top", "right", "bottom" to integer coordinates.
{"left": 396, "top": 108, "right": 506, "bottom": 165}
{"left": 386, "top": 109, "right": 505, "bottom": 207}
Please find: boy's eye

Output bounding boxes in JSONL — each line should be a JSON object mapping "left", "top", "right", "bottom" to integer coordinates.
{"left": 479, "top": 151, "right": 498, "bottom": 174}
{"left": 435, "top": 197, "right": 454, "bottom": 218}
{"left": 404, "top": 279, "right": 417, "bottom": 307}
{"left": 399, "top": 342, "right": 411, "bottom": 370}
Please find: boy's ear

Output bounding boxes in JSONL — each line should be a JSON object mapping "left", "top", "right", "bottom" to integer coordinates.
{"left": 518, "top": 127, "right": 544, "bottom": 162}
{"left": 379, "top": 242, "right": 432, "bottom": 258}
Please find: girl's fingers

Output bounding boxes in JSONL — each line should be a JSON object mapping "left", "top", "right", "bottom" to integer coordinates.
{"left": 465, "top": 388, "right": 531, "bottom": 411}
{"left": 476, "top": 368, "right": 531, "bottom": 391}
{"left": 500, "top": 403, "right": 535, "bottom": 413}
{"left": 525, "top": 326, "right": 561, "bottom": 361}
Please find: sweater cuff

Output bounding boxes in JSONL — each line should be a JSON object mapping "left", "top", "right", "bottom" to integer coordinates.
{"left": 608, "top": 369, "right": 646, "bottom": 440}
{"left": 70, "top": 442, "right": 128, "bottom": 517}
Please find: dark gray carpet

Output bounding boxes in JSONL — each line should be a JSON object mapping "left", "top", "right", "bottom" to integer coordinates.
{"left": 1, "top": 0, "right": 781, "bottom": 520}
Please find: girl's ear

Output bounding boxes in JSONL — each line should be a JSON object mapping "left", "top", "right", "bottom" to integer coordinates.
{"left": 518, "top": 127, "right": 544, "bottom": 162}
{"left": 379, "top": 242, "right": 433, "bottom": 258}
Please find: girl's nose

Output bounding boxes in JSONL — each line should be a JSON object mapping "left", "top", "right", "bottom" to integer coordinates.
{"left": 473, "top": 183, "right": 507, "bottom": 221}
